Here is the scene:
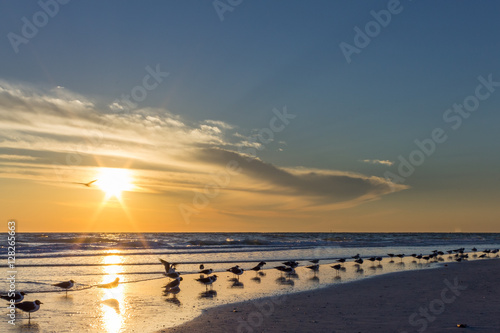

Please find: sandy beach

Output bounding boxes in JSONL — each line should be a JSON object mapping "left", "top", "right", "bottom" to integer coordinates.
{"left": 164, "top": 259, "right": 500, "bottom": 333}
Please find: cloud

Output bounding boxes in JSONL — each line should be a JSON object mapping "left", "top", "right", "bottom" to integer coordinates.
{"left": 0, "top": 80, "right": 408, "bottom": 213}
{"left": 361, "top": 159, "right": 394, "bottom": 166}
{"left": 195, "top": 148, "right": 408, "bottom": 205}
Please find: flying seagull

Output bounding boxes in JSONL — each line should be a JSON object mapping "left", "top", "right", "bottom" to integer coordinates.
{"left": 73, "top": 179, "right": 98, "bottom": 187}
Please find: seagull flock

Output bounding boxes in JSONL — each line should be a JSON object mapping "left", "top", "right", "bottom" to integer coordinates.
{"left": 2, "top": 247, "right": 498, "bottom": 322}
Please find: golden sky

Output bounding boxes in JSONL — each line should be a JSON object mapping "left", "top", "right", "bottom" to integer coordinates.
{"left": 1, "top": 82, "right": 498, "bottom": 232}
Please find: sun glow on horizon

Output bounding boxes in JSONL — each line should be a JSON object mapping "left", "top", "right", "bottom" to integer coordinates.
{"left": 96, "top": 168, "right": 133, "bottom": 199}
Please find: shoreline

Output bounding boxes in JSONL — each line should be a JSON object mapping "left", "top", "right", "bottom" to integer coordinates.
{"left": 162, "top": 259, "right": 500, "bottom": 333}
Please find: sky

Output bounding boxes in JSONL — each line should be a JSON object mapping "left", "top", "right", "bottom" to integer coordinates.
{"left": 0, "top": 0, "right": 499, "bottom": 232}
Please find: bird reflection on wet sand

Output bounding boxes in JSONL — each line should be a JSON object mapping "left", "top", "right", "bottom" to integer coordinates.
{"left": 251, "top": 277, "right": 261, "bottom": 283}
{"left": 199, "top": 290, "right": 218, "bottom": 299}
{"left": 165, "top": 297, "right": 181, "bottom": 307}
{"left": 276, "top": 277, "right": 295, "bottom": 286}
{"left": 101, "top": 298, "right": 120, "bottom": 314}
{"left": 229, "top": 279, "right": 244, "bottom": 289}
{"left": 309, "top": 276, "right": 320, "bottom": 284}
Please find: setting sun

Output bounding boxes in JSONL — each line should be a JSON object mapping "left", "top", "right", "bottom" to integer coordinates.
{"left": 95, "top": 168, "right": 133, "bottom": 198}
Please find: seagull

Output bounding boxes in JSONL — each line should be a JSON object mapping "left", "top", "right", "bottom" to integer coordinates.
{"left": 164, "top": 277, "right": 183, "bottom": 291}
{"left": 1, "top": 291, "right": 26, "bottom": 303}
{"left": 354, "top": 258, "right": 363, "bottom": 265}
{"left": 97, "top": 277, "right": 120, "bottom": 289}
{"left": 159, "top": 259, "right": 180, "bottom": 278}
{"left": 167, "top": 271, "right": 180, "bottom": 279}
{"left": 227, "top": 266, "right": 244, "bottom": 280}
{"left": 387, "top": 253, "right": 395, "bottom": 259}
{"left": 16, "top": 300, "right": 43, "bottom": 321}
{"left": 199, "top": 268, "right": 213, "bottom": 275}
{"left": 309, "top": 259, "right": 320, "bottom": 264}
{"left": 53, "top": 280, "right": 75, "bottom": 295}
{"left": 336, "top": 258, "right": 346, "bottom": 265}
{"left": 282, "top": 261, "right": 299, "bottom": 268}
{"left": 159, "top": 259, "right": 176, "bottom": 274}
{"left": 306, "top": 264, "right": 319, "bottom": 273}
{"left": 73, "top": 179, "right": 97, "bottom": 187}
{"left": 376, "top": 257, "right": 383, "bottom": 264}
{"left": 250, "top": 264, "right": 264, "bottom": 275}
{"left": 352, "top": 254, "right": 361, "bottom": 260}
{"left": 196, "top": 275, "right": 217, "bottom": 291}
{"left": 331, "top": 264, "right": 342, "bottom": 275}
{"left": 275, "top": 266, "right": 295, "bottom": 275}
{"left": 367, "top": 257, "right": 377, "bottom": 266}
{"left": 257, "top": 261, "right": 267, "bottom": 266}
{"left": 396, "top": 254, "right": 405, "bottom": 262}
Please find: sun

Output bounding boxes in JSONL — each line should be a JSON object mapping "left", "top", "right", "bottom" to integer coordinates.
{"left": 95, "top": 168, "right": 133, "bottom": 199}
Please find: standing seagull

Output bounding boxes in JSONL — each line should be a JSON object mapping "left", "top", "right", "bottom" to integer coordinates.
{"left": 227, "top": 266, "right": 244, "bottom": 280}
{"left": 1, "top": 291, "right": 26, "bottom": 303}
{"left": 354, "top": 258, "right": 363, "bottom": 265}
{"left": 306, "top": 264, "right": 320, "bottom": 274}
{"left": 336, "top": 258, "right": 346, "bottom": 266}
{"left": 196, "top": 275, "right": 217, "bottom": 291}
{"left": 199, "top": 268, "right": 213, "bottom": 275}
{"left": 250, "top": 264, "right": 264, "bottom": 276}
{"left": 164, "top": 277, "right": 183, "bottom": 292}
{"left": 16, "top": 300, "right": 43, "bottom": 321}
{"left": 53, "top": 280, "right": 75, "bottom": 296}
{"left": 331, "top": 264, "right": 342, "bottom": 276}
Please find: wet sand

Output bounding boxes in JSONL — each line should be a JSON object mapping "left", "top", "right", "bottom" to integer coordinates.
{"left": 163, "top": 259, "right": 500, "bottom": 333}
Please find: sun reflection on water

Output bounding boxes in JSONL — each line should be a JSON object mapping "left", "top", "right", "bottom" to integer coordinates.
{"left": 100, "top": 251, "right": 126, "bottom": 333}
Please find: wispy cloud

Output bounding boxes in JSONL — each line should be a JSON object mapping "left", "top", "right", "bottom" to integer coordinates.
{"left": 0, "top": 80, "right": 407, "bottom": 213}
{"left": 361, "top": 159, "right": 394, "bottom": 166}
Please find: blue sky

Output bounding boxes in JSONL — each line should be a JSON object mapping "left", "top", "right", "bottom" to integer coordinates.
{"left": 1, "top": 1, "right": 499, "bottom": 232}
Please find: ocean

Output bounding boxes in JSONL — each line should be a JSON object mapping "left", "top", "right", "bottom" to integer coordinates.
{"left": 2, "top": 232, "right": 499, "bottom": 293}
{"left": 1, "top": 233, "right": 499, "bottom": 332}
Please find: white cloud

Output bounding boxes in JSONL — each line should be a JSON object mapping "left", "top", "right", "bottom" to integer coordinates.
{"left": 361, "top": 159, "right": 394, "bottom": 166}
{"left": 0, "top": 80, "right": 408, "bottom": 212}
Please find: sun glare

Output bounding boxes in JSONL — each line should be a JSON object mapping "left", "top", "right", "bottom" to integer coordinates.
{"left": 96, "top": 168, "right": 133, "bottom": 199}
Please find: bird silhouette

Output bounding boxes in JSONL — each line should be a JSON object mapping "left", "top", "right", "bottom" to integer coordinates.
{"left": 73, "top": 179, "right": 97, "bottom": 187}
{"left": 53, "top": 280, "right": 75, "bottom": 296}
{"left": 16, "top": 300, "right": 43, "bottom": 322}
